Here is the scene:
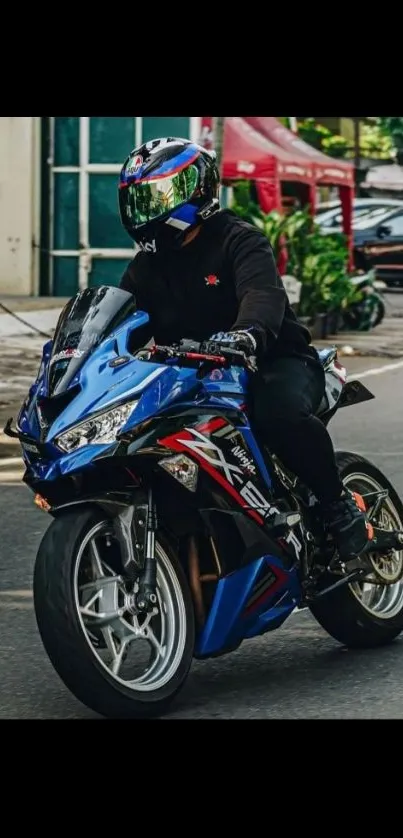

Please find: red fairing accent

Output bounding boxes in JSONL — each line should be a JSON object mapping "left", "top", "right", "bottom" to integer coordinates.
{"left": 196, "top": 417, "right": 227, "bottom": 434}
{"left": 244, "top": 565, "right": 289, "bottom": 615}
{"left": 158, "top": 425, "right": 264, "bottom": 526}
{"left": 184, "top": 352, "right": 226, "bottom": 364}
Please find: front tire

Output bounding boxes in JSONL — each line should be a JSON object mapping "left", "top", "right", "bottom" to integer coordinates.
{"left": 33, "top": 509, "right": 195, "bottom": 719}
{"left": 310, "top": 452, "right": 403, "bottom": 649}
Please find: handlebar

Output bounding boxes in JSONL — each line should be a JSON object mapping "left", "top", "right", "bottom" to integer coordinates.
{"left": 138, "top": 338, "right": 257, "bottom": 374}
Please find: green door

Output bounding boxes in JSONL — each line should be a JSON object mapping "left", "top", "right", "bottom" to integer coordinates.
{"left": 46, "top": 116, "right": 196, "bottom": 296}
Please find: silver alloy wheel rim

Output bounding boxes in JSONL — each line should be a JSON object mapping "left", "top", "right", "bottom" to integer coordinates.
{"left": 344, "top": 472, "right": 403, "bottom": 619}
{"left": 74, "top": 521, "right": 187, "bottom": 692}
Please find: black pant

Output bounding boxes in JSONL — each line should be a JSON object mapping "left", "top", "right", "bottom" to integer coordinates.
{"left": 250, "top": 355, "right": 344, "bottom": 505}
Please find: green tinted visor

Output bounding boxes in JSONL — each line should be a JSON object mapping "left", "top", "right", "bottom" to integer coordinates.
{"left": 124, "top": 164, "right": 199, "bottom": 225}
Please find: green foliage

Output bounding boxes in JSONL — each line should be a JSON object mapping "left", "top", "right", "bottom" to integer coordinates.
{"left": 377, "top": 117, "right": 403, "bottom": 150}
{"left": 296, "top": 118, "right": 350, "bottom": 159}
{"left": 276, "top": 117, "right": 395, "bottom": 161}
{"left": 359, "top": 123, "right": 393, "bottom": 159}
{"left": 322, "top": 134, "right": 349, "bottom": 158}
{"left": 297, "top": 118, "right": 332, "bottom": 150}
{"left": 231, "top": 185, "right": 360, "bottom": 319}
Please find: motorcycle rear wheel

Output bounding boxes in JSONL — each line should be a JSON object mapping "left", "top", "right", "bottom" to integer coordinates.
{"left": 343, "top": 294, "right": 385, "bottom": 331}
{"left": 33, "top": 508, "right": 195, "bottom": 719}
{"left": 310, "top": 451, "right": 403, "bottom": 649}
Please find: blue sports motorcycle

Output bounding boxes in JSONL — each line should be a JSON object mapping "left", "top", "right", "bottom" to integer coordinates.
{"left": 6, "top": 285, "right": 403, "bottom": 719}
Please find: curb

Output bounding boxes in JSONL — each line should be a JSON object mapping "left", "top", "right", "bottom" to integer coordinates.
{"left": 315, "top": 341, "right": 403, "bottom": 360}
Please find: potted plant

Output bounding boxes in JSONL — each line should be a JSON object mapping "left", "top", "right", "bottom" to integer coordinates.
{"left": 230, "top": 189, "right": 358, "bottom": 337}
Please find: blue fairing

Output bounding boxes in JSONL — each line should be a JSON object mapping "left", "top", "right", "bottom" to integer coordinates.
{"left": 18, "top": 290, "right": 305, "bottom": 659}
{"left": 18, "top": 308, "right": 264, "bottom": 485}
{"left": 196, "top": 555, "right": 301, "bottom": 657}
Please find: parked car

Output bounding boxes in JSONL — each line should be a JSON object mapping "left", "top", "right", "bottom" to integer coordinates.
{"left": 352, "top": 206, "right": 403, "bottom": 286}
{"left": 315, "top": 197, "right": 403, "bottom": 234}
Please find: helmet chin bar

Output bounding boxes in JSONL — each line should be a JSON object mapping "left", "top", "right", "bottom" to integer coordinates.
{"left": 137, "top": 222, "right": 188, "bottom": 254}
{"left": 135, "top": 197, "right": 221, "bottom": 255}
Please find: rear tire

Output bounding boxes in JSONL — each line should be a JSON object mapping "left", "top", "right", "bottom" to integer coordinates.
{"left": 343, "top": 294, "right": 385, "bottom": 331}
{"left": 310, "top": 452, "right": 403, "bottom": 649}
{"left": 33, "top": 509, "right": 195, "bottom": 719}
{"left": 372, "top": 295, "right": 386, "bottom": 328}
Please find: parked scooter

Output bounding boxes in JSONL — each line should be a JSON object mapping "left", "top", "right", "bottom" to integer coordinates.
{"left": 283, "top": 271, "right": 386, "bottom": 333}
{"left": 341, "top": 270, "right": 386, "bottom": 331}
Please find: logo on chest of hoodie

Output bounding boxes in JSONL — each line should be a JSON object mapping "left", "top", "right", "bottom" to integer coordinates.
{"left": 205, "top": 274, "right": 220, "bottom": 286}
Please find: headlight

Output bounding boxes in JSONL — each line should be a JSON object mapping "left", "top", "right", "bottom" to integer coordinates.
{"left": 55, "top": 400, "right": 139, "bottom": 453}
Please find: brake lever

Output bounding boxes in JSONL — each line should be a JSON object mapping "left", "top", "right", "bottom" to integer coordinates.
{"left": 212, "top": 346, "right": 258, "bottom": 373}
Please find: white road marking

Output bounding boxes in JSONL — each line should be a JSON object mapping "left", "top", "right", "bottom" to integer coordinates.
{"left": 349, "top": 359, "right": 403, "bottom": 380}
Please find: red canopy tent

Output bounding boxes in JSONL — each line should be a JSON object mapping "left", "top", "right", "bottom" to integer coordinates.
{"left": 221, "top": 116, "right": 316, "bottom": 213}
{"left": 200, "top": 116, "right": 316, "bottom": 198}
{"left": 200, "top": 116, "right": 318, "bottom": 272}
{"left": 199, "top": 116, "right": 355, "bottom": 271}
{"left": 244, "top": 116, "right": 355, "bottom": 269}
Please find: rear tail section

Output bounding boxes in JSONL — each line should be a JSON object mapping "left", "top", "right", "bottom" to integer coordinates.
{"left": 315, "top": 347, "right": 374, "bottom": 420}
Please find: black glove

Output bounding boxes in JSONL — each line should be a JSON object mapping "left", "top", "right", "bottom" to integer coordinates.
{"left": 209, "top": 329, "right": 258, "bottom": 356}
{"left": 207, "top": 330, "right": 259, "bottom": 371}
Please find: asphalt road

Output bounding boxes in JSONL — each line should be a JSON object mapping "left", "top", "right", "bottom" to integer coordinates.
{"left": 2, "top": 357, "right": 403, "bottom": 719}
{"left": 385, "top": 288, "right": 403, "bottom": 316}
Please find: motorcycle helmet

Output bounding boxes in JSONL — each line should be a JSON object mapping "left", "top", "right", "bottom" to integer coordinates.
{"left": 118, "top": 137, "right": 220, "bottom": 253}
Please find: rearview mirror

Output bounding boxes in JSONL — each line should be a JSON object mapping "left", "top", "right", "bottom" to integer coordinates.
{"left": 377, "top": 224, "right": 391, "bottom": 238}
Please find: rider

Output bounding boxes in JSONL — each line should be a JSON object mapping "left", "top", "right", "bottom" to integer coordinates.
{"left": 117, "top": 136, "right": 371, "bottom": 560}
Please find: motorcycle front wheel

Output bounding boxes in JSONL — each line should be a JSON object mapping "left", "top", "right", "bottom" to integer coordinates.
{"left": 310, "top": 452, "right": 403, "bottom": 649}
{"left": 33, "top": 509, "right": 195, "bottom": 719}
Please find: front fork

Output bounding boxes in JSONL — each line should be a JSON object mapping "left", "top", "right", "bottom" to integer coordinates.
{"left": 113, "top": 488, "right": 158, "bottom": 613}
{"left": 136, "top": 489, "right": 158, "bottom": 612}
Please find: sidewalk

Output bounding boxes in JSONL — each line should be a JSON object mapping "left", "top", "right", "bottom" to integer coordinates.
{"left": 0, "top": 296, "right": 69, "bottom": 312}
{"left": 1, "top": 296, "right": 403, "bottom": 355}
{"left": 0, "top": 299, "right": 65, "bottom": 339}
{"left": 316, "top": 317, "right": 403, "bottom": 359}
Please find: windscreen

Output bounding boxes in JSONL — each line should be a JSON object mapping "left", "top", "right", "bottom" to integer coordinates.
{"left": 352, "top": 207, "right": 396, "bottom": 230}
{"left": 47, "top": 286, "right": 138, "bottom": 397}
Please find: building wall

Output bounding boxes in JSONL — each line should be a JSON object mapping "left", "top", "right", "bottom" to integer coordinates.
{"left": 43, "top": 116, "right": 203, "bottom": 297}
{"left": 0, "top": 117, "right": 40, "bottom": 296}
{"left": 0, "top": 116, "right": 227, "bottom": 297}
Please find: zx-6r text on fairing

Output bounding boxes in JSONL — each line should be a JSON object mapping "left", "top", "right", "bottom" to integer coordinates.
{"left": 7, "top": 286, "right": 403, "bottom": 719}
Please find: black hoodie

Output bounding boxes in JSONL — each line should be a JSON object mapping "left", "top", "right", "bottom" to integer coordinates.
{"left": 119, "top": 209, "right": 317, "bottom": 362}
